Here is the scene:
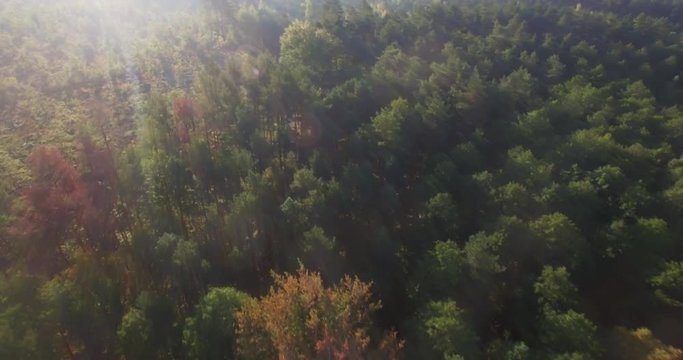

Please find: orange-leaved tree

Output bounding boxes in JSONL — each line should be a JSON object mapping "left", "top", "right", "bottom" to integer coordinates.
{"left": 236, "top": 268, "right": 403, "bottom": 359}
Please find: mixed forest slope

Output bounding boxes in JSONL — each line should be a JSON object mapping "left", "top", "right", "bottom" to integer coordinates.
{"left": 2, "top": 0, "right": 683, "bottom": 358}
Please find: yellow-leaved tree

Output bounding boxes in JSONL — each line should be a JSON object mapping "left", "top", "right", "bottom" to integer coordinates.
{"left": 236, "top": 268, "right": 403, "bottom": 359}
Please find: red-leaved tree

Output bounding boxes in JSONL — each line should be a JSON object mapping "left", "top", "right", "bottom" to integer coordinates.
{"left": 78, "top": 136, "right": 119, "bottom": 252}
{"left": 173, "top": 97, "right": 196, "bottom": 144}
{"left": 14, "top": 146, "right": 88, "bottom": 273}
{"left": 13, "top": 143, "right": 121, "bottom": 273}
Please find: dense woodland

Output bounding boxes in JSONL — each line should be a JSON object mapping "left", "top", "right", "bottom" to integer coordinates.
{"left": 2, "top": 0, "right": 683, "bottom": 358}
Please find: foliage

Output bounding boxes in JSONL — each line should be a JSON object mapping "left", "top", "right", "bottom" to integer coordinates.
{"left": 183, "top": 287, "right": 250, "bottom": 360}
{"left": 2, "top": 0, "right": 683, "bottom": 357}
{"left": 235, "top": 268, "right": 402, "bottom": 359}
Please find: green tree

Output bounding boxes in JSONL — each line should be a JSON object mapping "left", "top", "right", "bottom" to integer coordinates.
{"left": 529, "top": 213, "right": 587, "bottom": 269}
{"left": 426, "top": 192, "right": 459, "bottom": 237}
{"left": 499, "top": 68, "right": 537, "bottom": 110}
{"left": 0, "top": 273, "right": 56, "bottom": 359}
{"left": 534, "top": 266, "right": 579, "bottom": 311}
{"left": 650, "top": 261, "right": 683, "bottom": 308}
{"left": 464, "top": 231, "right": 506, "bottom": 280}
{"left": 322, "top": 0, "right": 344, "bottom": 34}
{"left": 410, "top": 241, "right": 466, "bottom": 302}
{"left": 183, "top": 287, "right": 250, "bottom": 360}
{"left": 540, "top": 310, "right": 601, "bottom": 358}
{"left": 280, "top": 20, "right": 348, "bottom": 91}
{"left": 117, "top": 292, "right": 177, "bottom": 359}
{"left": 546, "top": 55, "right": 566, "bottom": 81}
{"left": 418, "top": 300, "right": 479, "bottom": 359}
{"left": 372, "top": 97, "right": 415, "bottom": 149}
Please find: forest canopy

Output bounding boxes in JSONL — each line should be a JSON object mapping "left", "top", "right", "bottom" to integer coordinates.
{"left": 2, "top": 0, "right": 683, "bottom": 358}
